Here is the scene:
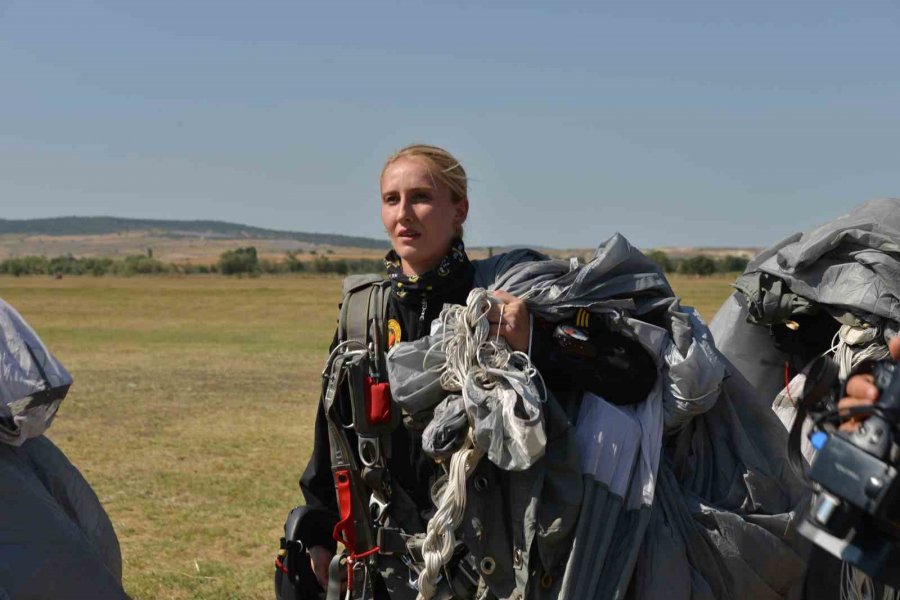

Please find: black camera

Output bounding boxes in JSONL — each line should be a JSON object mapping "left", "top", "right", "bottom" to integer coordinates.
{"left": 798, "top": 358, "right": 900, "bottom": 587}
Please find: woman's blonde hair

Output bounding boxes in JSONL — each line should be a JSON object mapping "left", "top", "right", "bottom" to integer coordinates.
{"left": 381, "top": 144, "right": 468, "bottom": 204}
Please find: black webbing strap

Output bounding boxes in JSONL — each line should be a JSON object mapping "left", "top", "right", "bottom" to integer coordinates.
{"left": 787, "top": 355, "right": 839, "bottom": 482}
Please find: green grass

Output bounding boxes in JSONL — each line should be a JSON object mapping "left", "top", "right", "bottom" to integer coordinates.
{"left": 0, "top": 272, "right": 735, "bottom": 599}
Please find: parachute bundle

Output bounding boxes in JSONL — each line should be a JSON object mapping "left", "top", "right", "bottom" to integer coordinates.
{"left": 390, "top": 234, "right": 807, "bottom": 600}
{"left": 410, "top": 288, "right": 548, "bottom": 599}
{"left": 0, "top": 299, "right": 73, "bottom": 445}
{"left": 710, "top": 198, "right": 900, "bottom": 600}
{"left": 0, "top": 298, "right": 127, "bottom": 599}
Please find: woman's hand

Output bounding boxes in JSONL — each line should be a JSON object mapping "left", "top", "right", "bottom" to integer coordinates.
{"left": 309, "top": 545, "right": 334, "bottom": 590}
{"left": 487, "top": 290, "right": 530, "bottom": 353}
{"left": 838, "top": 337, "right": 900, "bottom": 432}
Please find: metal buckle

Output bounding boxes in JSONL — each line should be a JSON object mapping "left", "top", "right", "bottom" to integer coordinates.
{"left": 369, "top": 494, "right": 390, "bottom": 524}
{"left": 358, "top": 435, "right": 381, "bottom": 468}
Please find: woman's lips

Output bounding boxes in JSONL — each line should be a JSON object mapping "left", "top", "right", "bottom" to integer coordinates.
{"left": 398, "top": 230, "right": 420, "bottom": 242}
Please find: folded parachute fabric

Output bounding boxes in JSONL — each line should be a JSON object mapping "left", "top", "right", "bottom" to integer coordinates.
{"left": 0, "top": 298, "right": 128, "bottom": 599}
{"left": 389, "top": 233, "right": 806, "bottom": 600}
{"left": 557, "top": 390, "right": 662, "bottom": 600}
{"left": 0, "top": 298, "right": 73, "bottom": 445}
{"left": 388, "top": 289, "right": 547, "bottom": 472}
{"left": 712, "top": 198, "right": 900, "bottom": 402}
{"left": 0, "top": 436, "right": 129, "bottom": 599}
{"left": 709, "top": 199, "right": 900, "bottom": 599}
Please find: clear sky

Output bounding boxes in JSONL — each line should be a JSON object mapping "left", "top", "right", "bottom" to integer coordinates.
{"left": 2, "top": 0, "right": 898, "bottom": 249}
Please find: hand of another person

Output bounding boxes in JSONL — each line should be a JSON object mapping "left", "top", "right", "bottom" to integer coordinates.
{"left": 487, "top": 290, "right": 530, "bottom": 353}
{"left": 308, "top": 545, "right": 334, "bottom": 590}
{"left": 838, "top": 337, "right": 900, "bottom": 432}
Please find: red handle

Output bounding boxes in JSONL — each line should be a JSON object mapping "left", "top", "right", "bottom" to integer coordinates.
{"left": 332, "top": 469, "right": 357, "bottom": 553}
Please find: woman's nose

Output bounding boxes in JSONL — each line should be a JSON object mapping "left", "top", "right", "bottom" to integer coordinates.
{"left": 398, "top": 197, "right": 415, "bottom": 221}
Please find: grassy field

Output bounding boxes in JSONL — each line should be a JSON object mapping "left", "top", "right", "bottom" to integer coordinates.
{"left": 0, "top": 273, "right": 736, "bottom": 599}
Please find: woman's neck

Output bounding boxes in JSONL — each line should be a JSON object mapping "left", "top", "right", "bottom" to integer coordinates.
{"left": 400, "top": 258, "right": 440, "bottom": 276}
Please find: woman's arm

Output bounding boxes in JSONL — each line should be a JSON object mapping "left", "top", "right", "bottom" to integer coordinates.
{"left": 296, "top": 333, "right": 342, "bottom": 588}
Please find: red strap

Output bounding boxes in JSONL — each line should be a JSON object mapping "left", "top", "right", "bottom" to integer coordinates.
{"left": 274, "top": 557, "right": 289, "bottom": 575}
{"left": 332, "top": 469, "right": 356, "bottom": 553}
{"left": 785, "top": 361, "right": 793, "bottom": 404}
{"left": 351, "top": 545, "right": 380, "bottom": 561}
{"left": 365, "top": 377, "right": 392, "bottom": 425}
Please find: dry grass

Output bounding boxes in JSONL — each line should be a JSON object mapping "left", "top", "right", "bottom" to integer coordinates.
{"left": 0, "top": 272, "right": 735, "bottom": 599}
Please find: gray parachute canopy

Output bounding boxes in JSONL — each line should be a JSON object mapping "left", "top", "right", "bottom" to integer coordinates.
{"left": 709, "top": 199, "right": 900, "bottom": 599}
{"left": 0, "top": 298, "right": 128, "bottom": 599}
{"left": 387, "top": 234, "right": 807, "bottom": 600}
{"left": 0, "top": 298, "right": 73, "bottom": 445}
{"left": 711, "top": 198, "right": 900, "bottom": 402}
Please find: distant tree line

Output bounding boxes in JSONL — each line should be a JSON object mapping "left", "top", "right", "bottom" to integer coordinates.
{"left": 645, "top": 250, "right": 749, "bottom": 275}
{"left": 1, "top": 247, "right": 745, "bottom": 278}
{"left": 0, "top": 248, "right": 386, "bottom": 277}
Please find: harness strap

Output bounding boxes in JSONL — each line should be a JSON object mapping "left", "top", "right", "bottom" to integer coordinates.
{"left": 326, "top": 553, "right": 345, "bottom": 600}
{"left": 787, "top": 355, "right": 839, "bottom": 482}
{"left": 321, "top": 278, "right": 408, "bottom": 598}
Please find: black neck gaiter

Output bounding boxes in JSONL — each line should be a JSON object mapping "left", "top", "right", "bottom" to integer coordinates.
{"left": 383, "top": 237, "right": 473, "bottom": 308}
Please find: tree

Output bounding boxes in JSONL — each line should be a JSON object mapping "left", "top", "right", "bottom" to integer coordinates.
{"left": 646, "top": 250, "right": 673, "bottom": 272}
{"left": 718, "top": 255, "right": 749, "bottom": 273}
{"left": 678, "top": 255, "right": 717, "bottom": 276}
{"left": 218, "top": 247, "right": 260, "bottom": 275}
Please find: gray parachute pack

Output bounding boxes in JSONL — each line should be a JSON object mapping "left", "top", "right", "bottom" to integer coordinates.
{"left": 0, "top": 298, "right": 128, "bottom": 600}
{"left": 387, "top": 234, "right": 807, "bottom": 600}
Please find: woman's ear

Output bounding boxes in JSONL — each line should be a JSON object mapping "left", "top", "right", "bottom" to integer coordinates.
{"left": 454, "top": 197, "right": 469, "bottom": 228}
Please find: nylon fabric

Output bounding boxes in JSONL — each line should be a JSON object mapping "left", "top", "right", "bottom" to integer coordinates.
{"left": 0, "top": 298, "right": 73, "bottom": 445}
{"left": 489, "top": 235, "right": 803, "bottom": 599}
{"left": 0, "top": 436, "right": 127, "bottom": 599}
{"left": 411, "top": 288, "right": 546, "bottom": 599}
{"left": 412, "top": 288, "right": 547, "bottom": 472}
{"left": 389, "top": 233, "right": 805, "bottom": 599}
{"left": 709, "top": 198, "right": 900, "bottom": 600}
{"left": 0, "top": 299, "right": 125, "bottom": 598}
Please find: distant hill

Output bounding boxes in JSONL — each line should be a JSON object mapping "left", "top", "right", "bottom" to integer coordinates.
{"left": 0, "top": 216, "right": 388, "bottom": 249}
{"left": 0, "top": 216, "right": 759, "bottom": 264}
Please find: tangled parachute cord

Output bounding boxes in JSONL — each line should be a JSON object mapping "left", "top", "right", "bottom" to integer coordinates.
{"left": 416, "top": 288, "right": 546, "bottom": 599}
{"left": 424, "top": 288, "right": 546, "bottom": 402}
{"left": 416, "top": 436, "right": 483, "bottom": 600}
{"left": 827, "top": 326, "right": 891, "bottom": 381}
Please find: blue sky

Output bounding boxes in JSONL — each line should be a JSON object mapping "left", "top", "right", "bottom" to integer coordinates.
{"left": 2, "top": 0, "right": 898, "bottom": 248}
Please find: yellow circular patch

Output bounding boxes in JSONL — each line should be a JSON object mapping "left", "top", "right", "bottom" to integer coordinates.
{"left": 387, "top": 319, "right": 402, "bottom": 349}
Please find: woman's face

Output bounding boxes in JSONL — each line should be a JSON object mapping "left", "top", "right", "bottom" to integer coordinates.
{"left": 381, "top": 156, "right": 468, "bottom": 275}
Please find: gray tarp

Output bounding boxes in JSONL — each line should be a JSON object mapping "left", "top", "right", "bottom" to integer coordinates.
{"left": 388, "top": 234, "right": 807, "bottom": 600}
{"left": 0, "top": 298, "right": 128, "bottom": 600}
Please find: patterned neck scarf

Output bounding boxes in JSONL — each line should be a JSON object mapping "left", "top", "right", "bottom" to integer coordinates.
{"left": 384, "top": 237, "right": 472, "bottom": 301}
